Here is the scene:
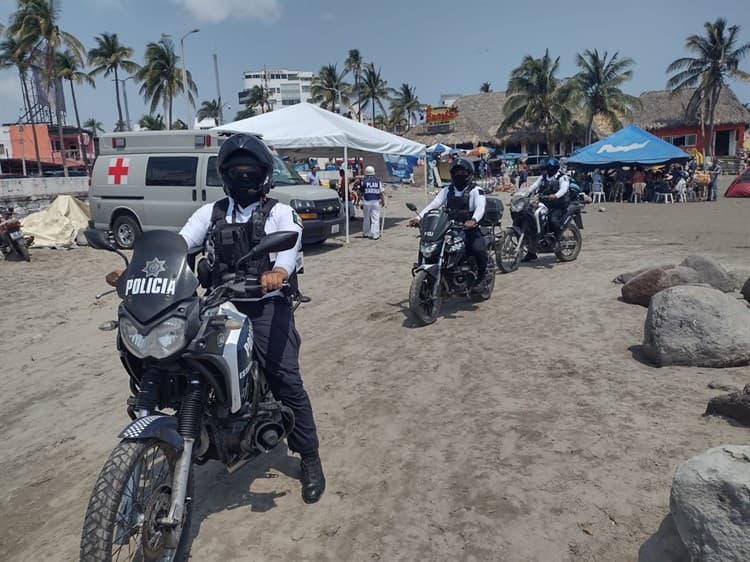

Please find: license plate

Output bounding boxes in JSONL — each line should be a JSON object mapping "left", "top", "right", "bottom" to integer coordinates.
{"left": 331, "top": 224, "right": 340, "bottom": 234}
{"left": 10, "top": 230, "right": 23, "bottom": 240}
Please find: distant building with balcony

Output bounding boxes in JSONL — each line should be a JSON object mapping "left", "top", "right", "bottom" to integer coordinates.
{"left": 238, "top": 69, "right": 314, "bottom": 111}
{"left": 0, "top": 123, "right": 95, "bottom": 176}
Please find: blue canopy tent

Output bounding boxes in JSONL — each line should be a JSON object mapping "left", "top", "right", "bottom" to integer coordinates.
{"left": 567, "top": 124, "right": 690, "bottom": 168}
{"left": 426, "top": 142, "right": 451, "bottom": 154}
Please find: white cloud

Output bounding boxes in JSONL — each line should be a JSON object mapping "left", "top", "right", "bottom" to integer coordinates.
{"left": 171, "top": 0, "right": 282, "bottom": 24}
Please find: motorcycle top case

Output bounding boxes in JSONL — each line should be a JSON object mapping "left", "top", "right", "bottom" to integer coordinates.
{"left": 116, "top": 230, "right": 200, "bottom": 324}
{"left": 479, "top": 197, "right": 503, "bottom": 226}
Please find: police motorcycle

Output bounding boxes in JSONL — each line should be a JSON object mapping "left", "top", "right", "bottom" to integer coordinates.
{"left": 496, "top": 181, "right": 584, "bottom": 273}
{"left": 79, "top": 226, "right": 299, "bottom": 562}
{"left": 0, "top": 205, "right": 32, "bottom": 262}
{"left": 405, "top": 198, "right": 502, "bottom": 326}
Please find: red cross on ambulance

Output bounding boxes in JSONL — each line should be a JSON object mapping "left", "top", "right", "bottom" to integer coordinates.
{"left": 107, "top": 157, "right": 130, "bottom": 185}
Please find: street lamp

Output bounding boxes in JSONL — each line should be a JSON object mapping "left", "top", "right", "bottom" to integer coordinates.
{"left": 113, "top": 76, "right": 134, "bottom": 131}
{"left": 163, "top": 29, "right": 200, "bottom": 129}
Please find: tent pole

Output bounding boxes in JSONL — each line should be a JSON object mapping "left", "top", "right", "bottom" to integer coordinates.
{"left": 424, "top": 151, "right": 428, "bottom": 204}
{"left": 344, "top": 145, "right": 350, "bottom": 243}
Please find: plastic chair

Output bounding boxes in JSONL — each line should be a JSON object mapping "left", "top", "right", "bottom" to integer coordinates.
{"left": 631, "top": 182, "right": 645, "bottom": 203}
{"left": 654, "top": 191, "right": 674, "bottom": 204}
{"left": 592, "top": 183, "right": 605, "bottom": 203}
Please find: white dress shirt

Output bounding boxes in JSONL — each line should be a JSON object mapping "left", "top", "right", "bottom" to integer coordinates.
{"left": 418, "top": 184, "right": 486, "bottom": 222}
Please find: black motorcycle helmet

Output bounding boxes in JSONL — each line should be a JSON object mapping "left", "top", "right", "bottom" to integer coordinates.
{"left": 545, "top": 158, "right": 560, "bottom": 177}
{"left": 216, "top": 133, "right": 275, "bottom": 207}
{"left": 450, "top": 157, "right": 475, "bottom": 190}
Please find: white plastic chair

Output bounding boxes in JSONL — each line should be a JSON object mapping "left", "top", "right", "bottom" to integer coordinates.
{"left": 654, "top": 191, "right": 674, "bottom": 204}
{"left": 631, "top": 182, "right": 645, "bottom": 203}
{"left": 592, "top": 182, "right": 605, "bottom": 203}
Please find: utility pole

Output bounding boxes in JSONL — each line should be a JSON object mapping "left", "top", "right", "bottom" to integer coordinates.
{"left": 213, "top": 53, "right": 223, "bottom": 125}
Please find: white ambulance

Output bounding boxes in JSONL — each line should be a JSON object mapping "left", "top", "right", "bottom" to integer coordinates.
{"left": 89, "top": 130, "right": 344, "bottom": 248}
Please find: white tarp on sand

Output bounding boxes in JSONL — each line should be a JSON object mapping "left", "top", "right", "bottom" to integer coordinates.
{"left": 20, "top": 195, "right": 91, "bottom": 247}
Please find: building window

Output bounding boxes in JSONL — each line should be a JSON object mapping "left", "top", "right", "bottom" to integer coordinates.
{"left": 663, "top": 134, "right": 697, "bottom": 147}
{"left": 146, "top": 156, "right": 197, "bottom": 186}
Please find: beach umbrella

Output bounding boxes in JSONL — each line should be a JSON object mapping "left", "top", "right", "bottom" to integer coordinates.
{"left": 449, "top": 148, "right": 464, "bottom": 156}
{"left": 469, "top": 146, "right": 494, "bottom": 156}
{"left": 427, "top": 143, "right": 451, "bottom": 154}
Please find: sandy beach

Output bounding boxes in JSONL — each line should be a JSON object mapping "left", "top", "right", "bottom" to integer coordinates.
{"left": 1, "top": 176, "right": 748, "bottom": 562}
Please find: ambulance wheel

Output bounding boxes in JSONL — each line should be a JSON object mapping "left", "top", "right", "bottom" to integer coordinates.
{"left": 112, "top": 215, "right": 141, "bottom": 250}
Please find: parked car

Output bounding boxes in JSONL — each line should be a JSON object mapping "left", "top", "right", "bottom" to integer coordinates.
{"left": 724, "top": 166, "right": 750, "bottom": 198}
{"left": 88, "top": 130, "right": 345, "bottom": 249}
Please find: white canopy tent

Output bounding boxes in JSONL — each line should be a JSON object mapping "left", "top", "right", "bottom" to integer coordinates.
{"left": 215, "top": 103, "right": 427, "bottom": 242}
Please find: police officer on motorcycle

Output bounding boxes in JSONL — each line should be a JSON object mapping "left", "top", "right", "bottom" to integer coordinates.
{"left": 409, "top": 157, "right": 489, "bottom": 284}
{"left": 179, "top": 133, "right": 325, "bottom": 504}
{"left": 524, "top": 157, "right": 570, "bottom": 261}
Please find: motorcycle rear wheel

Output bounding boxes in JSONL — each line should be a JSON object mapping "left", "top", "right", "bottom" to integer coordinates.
{"left": 555, "top": 223, "right": 582, "bottom": 262}
{"left": 80, "top": 439, "right": 193, "bottom": 562}
{"left": 496, "top": 229, "right": 523, "bottom": 273}
{"left": 409, "top": 270, "right": 442, "bottom": 326}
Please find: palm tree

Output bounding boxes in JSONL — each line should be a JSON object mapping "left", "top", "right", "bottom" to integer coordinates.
{"left": 88, "top": 33, "right": 139, "bottom": 134}
{"left": 10, "top": 0, "right": 86, "bottom": 176}
{"left": 345, "top": 49, "right": 363, "bottom": 120}
{"left": 138, "top": 114, "right": 166, "bottom": 130}
{"left": 310, "top": 63, "right": 349, "bottom": 113}
{"left": 498, "top": 49, "right": 579, "bottom": 155}
{"left": 575, "top": 49, "right": 641, "bottom": 144}
{"left": 56, "top": 49, "right": 95, "bottom": 168}
{"left": 667, "top": 18, "right": 750, "bottom": 158}
{"left": 197, "top": 98, "right": 220, "bottom": 123}
{"left": 83, "top": 118, "right": 104, "bottom": 136}
{"left": 233, "top": 105, "right": 256, "bottom": 121}
{"left": 136, "top": 37, "right": 198, "bottom": 129}
{"left": 0, "top": 33, "right": 43, "bottom": 174}
{"left": 480, "top": 82, "right": 492, "bottom": 93}
{"left": 360, "top": 63, "right": 392, "bottom": 124}
{"left": 243, "top": 85, "right": 271, "bottom": 113}
{"left": 389, "top": 83, "right": 420, "bottom": 130}
{"left": 172, "top": 119, "right": 188, "bottom": 130}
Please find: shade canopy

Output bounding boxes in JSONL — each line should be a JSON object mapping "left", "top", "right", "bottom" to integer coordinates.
{"left": 427, "top": 142, "right": 451, "bottom": 154}
{"left": 568, "top": 124, "right": 690, "bottom": 168}
{"left": 215, "top": 103, "right": 425, "bottom": 156}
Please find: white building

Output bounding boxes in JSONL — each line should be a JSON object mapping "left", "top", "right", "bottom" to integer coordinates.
{"left": 238, "top": 69, "right": 314, "bottom": 111}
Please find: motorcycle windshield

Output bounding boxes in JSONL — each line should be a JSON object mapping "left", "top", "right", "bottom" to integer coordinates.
{"left": 116, "top": 230, "right": 199, "bottom": 324}
{"left": 421, "top": 209, "right": 450, "bottom": 242}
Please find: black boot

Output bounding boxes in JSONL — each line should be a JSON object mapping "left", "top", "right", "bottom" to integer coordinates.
{"left": 300, "top": 452, "right": 326, "bottom": 504}
{"left": 522, "top": 252, "right": 537, "bottom": 262}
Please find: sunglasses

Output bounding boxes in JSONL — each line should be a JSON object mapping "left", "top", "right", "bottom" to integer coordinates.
{"left": 227, "top": 165, "right": 265, "bottom": 180}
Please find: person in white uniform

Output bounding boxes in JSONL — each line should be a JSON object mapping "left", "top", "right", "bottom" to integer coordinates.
{"left": 179, "top": 133, "right": 325, "bottom": 504}
{"left": 354, "top": 165, "right": 385, "bottom": 239}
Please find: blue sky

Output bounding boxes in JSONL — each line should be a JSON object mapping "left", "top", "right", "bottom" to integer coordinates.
{"left": 0, "top": 0, "right": 748, "bottom": 131}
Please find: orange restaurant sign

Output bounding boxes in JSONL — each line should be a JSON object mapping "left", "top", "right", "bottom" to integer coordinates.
{"left": 426, "top": 106, "right": 458, "bottom": 124}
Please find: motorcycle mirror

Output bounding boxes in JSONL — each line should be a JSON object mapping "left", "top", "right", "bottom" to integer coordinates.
{"left": 84, "top": 228, "right": 117, "bottom": 252}
{"left": 236, "top": 231, "right": 298, "bottom": 269}
{"left": 405, "top": 202, "right": 418, "bottom": 212}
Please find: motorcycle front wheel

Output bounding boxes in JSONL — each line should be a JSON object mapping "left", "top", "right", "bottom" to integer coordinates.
{"left": 496, "top": 229, "right": 523, "bottom": 273}
{"left": 555, "top": 223, "right": 582, "bottom": 262}
{"left": 80, "top": 439, "right": 193, "bottom": 562}
{"left": 409, "top": 269, "right": 443, "bottom": 326}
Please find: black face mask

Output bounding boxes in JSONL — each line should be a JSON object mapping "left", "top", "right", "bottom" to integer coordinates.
{"left": 224, "top": 165, "right": 267, "bottom": 207}
{"left": 452, "top": 173, "right": 470, "bottom": 189}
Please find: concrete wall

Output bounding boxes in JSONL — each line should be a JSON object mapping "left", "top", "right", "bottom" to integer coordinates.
{"left": 0, "top": 177, "right": 88, "bottom": 206}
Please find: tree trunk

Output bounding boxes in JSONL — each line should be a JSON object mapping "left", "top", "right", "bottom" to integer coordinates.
{"left": 586, "top": 112, "right": 595, "bottom": 146}
{"left": 114, "top": 67, "right": 124, "bottom": 131}
{"left": 355, "top": 73, "right": 360, "bottom": 121}
{"left": 69, "top": 80, "right": 90, "bottom": 170}
{"left": 168, "top": 98, "right": 173, "bottom": 129}
{"left": 19, "top": 71, "right": 43, "bottom": 175}
{"left": 707, "top": 85, "right": 722, "bottom": 159}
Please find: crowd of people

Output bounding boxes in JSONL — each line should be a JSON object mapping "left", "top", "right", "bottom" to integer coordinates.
{"left": 567, "top": 157, "right": 722, "bottom": 203}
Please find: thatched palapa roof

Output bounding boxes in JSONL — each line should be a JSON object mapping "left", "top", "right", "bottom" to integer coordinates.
{"left": 632, "top": 88, "right": 750, "bottom": 130}
{"left": 404, "top": 92, "right": 508, "bottom": 146}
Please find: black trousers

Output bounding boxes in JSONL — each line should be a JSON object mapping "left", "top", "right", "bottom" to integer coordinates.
{"left": 235, "top": 297, "right": 319, "bottom": 455}
{"left": 548, "top": 208, "right": 565, "bottom": 236}
{"left": 466, "top": 228, "right": 489, "bottom": 278}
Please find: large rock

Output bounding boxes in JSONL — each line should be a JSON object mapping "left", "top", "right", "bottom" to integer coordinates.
{"left": 671, "top": 446, "right": 750, "bottom": 561}
{"left": 643, "top": 285, "right": 750, "bottom": 367}
{"left": 639, "top": 513, "right": 691, "bottom": 562}
{"left": 622, "top": 266, "right": 702, "bottom": 306}
{"left": 613, "top": 264, "right": 674, "bottom": 284}
{"left": 729, "top": 268, "right": 750, "bottom": 291}
{"left": 706, "top": 384, "right": 750, "bottom": 427}
{"left": 742, "top": 277, "right": 750, "bottom": 304}
{"left": 680, "top": 255, "right": 735, "bottom": 293}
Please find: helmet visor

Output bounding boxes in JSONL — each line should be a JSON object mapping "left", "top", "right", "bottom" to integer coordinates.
{"left": 226, "top": 164, "right": 266, "bottom": 183}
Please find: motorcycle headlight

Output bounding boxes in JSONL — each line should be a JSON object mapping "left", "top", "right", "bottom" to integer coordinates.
{"left": 511, "top": 197, "right": 528, "bottom": 213}
{"left": 119, "top": 316, "right": 187, "bottom": 359}
{"left": 420, "top": 241, "right": 440, "bottom": 257}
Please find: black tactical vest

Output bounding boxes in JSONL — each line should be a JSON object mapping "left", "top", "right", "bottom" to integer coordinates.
{"left": 540, "top": 174, "right": 569, "bottom": 209}
{"left": 446, "top": 185, "right": 473, "bottom": 222}
{"left": 205, "top": 197, "right": 277, "bottom": 287}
